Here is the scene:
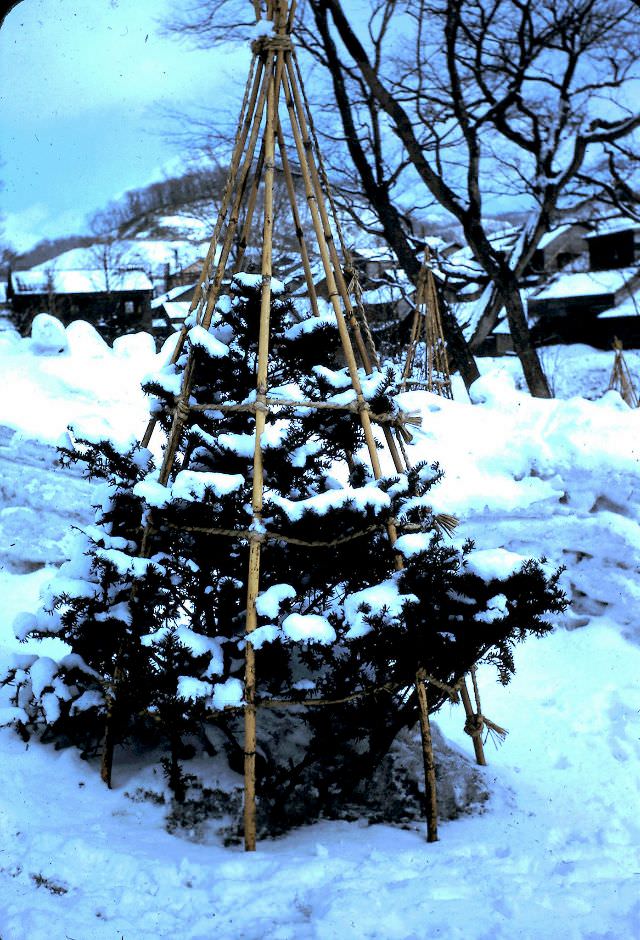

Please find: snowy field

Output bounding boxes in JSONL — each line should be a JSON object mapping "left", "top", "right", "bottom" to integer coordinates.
{"left": 0, "top": 317, "right": 639, "bottom": 939}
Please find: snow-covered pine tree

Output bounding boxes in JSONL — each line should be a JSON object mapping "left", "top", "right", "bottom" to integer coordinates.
{"left": 1, "top": 275, "right": 566, "bottom": 832}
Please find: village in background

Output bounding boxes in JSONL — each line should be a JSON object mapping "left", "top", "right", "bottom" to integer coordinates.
{"left": 2, "top": 164, "right": 639, "bottom": 365}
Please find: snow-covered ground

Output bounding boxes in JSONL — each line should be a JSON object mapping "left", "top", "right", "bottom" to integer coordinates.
{"left": 1, "top": 321, "right": 639, "bottom": 939}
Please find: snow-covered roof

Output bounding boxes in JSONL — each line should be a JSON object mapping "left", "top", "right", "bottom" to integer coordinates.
{"left": 584, "top": 217, "right": 640, "bottom": 239}
{"left": 151, "top": 282, "right": 197, "bottom": 308}
{"left": 531, "top": 268, "right": 639, "bottom": 301}
{"left": 12, "top": 269, "right": 153, "bottom": 295}
{"left": 156, "top": 215, "right": 207, "bottom": 232}
{"left": 445, "top": 224, "right": 583, "bottom": 280}
{"left": 455, "top": 286, "right": 493, "bottom": 342}
{"left": 486, "top": 227, "right": 519, "bottom": 252}
{"left": 31, "top": 238, "right": 210, "bottom": 280}
{"left": 361, "top": 284, "right": 407, "bottom": 306}
{"left": 162, "top": 301, "right": 192, "bottom": 322}
{"left": 596, "top": 291, "right": 640, "bottom": 319}
{"left": 537, "top": 223, "right": 577, "bottom": 250}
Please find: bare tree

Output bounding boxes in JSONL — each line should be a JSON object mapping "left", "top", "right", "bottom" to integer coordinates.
{"left": 162, "top": 2, "right": 481, "bottom": 388}
{"left": 302, "top": 0, "right": 640, "bottom": 397}
{"left": 164, "top": 0, "right": 640, "bottom": 396}
{"left": 0, "top": 1, "right": 24, "bottom": 30}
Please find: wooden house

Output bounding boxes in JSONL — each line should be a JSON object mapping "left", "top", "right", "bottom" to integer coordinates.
{"left": 150, "top": 282, "right": 197, "bottom": 342}
{"left": 528, "top": 268, "right": 640, "bottom": 347}
{"left": 524, "top": 224, "right": 589, "bottom": 277}
{"left": 585, "top": 219, "right": 640, "bottom": 272}
{"left": 8, "top": 268, "right": 153, "bottom": 336}
{"left": 163, "top": 258, "right": 206, "bottom": 294}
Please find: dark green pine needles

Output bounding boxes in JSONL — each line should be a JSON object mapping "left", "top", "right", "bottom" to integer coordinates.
{"left": 1, "top": 275, "right": 566, "bottom": 828}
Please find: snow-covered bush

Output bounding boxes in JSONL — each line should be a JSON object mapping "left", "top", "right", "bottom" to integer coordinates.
{"left": 0, "top": 277, "right": 566, "bottom": 832}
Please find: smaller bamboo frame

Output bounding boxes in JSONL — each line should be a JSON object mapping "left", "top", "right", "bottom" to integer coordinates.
{"left": 607, "top": 338, "right": 639, "bottom": 408}
{"left": 401, "top": 246, "right": 453, "bottom": 399}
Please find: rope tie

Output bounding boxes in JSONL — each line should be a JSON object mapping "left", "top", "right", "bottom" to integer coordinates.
{"left": 464, "top": 713, "right": 485, "bottom": 739}
{"left": 394, "top": 412, "right": 422, "bottom": 443}
{"left": 251, "top": 34, "right": 293, "bottom": 55}
{"left": 464, "top": 711, "right": 508, "bottom": 743}
{"left": 175, "top": 400, "right": 191, "bottom": 424}
{"left": 421, "top": 673, "right": 461, "bottom": 703}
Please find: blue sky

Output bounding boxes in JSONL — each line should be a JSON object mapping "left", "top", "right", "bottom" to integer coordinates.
{"left": 0, "top": 0, "right": 250, "bottom": 251}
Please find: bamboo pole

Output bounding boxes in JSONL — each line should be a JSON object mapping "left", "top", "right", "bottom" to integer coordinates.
{"left": 134, "top": 26, "right": 277, "bottom": 787}
{"left": 243, "top": 12, "right": 286, "bottom": 854}
{"left": 460, "top": 677, "right": 487, "bottom": 766}
{"left": 283, "top": 54, "right": 410, "bottom": 481}
{"left": 276, "top": 123, "right": 321, "bottom": 319}
{"left": 200, "top": 76, "right": 271, "bottom": 332}
{"left": 284, "top": 57, "right": 440, "bottom": 844}
{"left": 290, "top": 52, "right": 378, "bottom": 374}
{"left": 192, "top": 56, "right": 265, "bottom": 324}
{"left": 281, "top": 69, "right": 383, "bottom": 476}
{"left": 286, "top": 55, "right": 373, "bottom": 374}
{"left": 415, "top": 668, "right": 438, "bottom": 842}
{"left": 139, "top": 55, "right": 266, "bottom": 450}
{"left": 153, "top": 59, "right": 272, "bottom": 480}
{"left": 232, "top": 142, "right": 266, "bottom": 276}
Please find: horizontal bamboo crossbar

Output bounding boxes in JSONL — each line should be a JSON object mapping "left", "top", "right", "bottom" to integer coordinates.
{"left": 253, "top": 671, "right": 462, "bottom": 708}
{"left": 156, "top": 516, "right": 458, "bottom": 547}
{"left": 169, "top": 395, "right": 422, "bottom": 439}
{"left": 125, "top": 672, "right": 460, "bottom": 717}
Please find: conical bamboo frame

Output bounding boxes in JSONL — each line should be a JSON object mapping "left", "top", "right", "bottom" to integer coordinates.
{"left": 401, "top": 246, "right": 453, "bottom": 399}
{"left": 607, "top": 338, "right": 639, "bottom": 408}
{"left": 132, "top": 0, "right": 417, "bottom": 850}
{"left": 97, "top": 0, "right": 487, "bottom": 838}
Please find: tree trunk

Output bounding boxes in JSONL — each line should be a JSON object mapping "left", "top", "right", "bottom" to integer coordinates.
{"left": 307, "top": 0, "right": 480, "bottom": 392}
{"left": 499, "top": 274, "right": 551, "bottom": 398}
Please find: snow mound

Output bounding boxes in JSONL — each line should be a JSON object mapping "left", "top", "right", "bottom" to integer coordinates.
{"left": 30, "top": 314, "right": 68, "bottom": 355}
{"left": 65, "top": 320, "right": 111, "bottom": 358}
{"left": 112, "top": 331, "right": 157, "bottom": 361}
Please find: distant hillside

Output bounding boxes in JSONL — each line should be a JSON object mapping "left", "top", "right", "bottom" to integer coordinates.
{"left": 8, "top": 163, "right": 533, "bottom": 286}
{"left": 10, "top": 168, "right": 225, "bottom": 273}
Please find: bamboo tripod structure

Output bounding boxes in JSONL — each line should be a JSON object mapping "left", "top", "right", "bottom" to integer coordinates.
{"left": 117, "top": 0, "right": 437, "bottom": 849}
{"left": 96, "top": 0, "right": 502, "bottom": 847}
{"left": 400, "top": 252, "right": 489, "bottom": 764}
{"left": 607, "top": 338, "right": 639, "bottom": 408}
{"left": 401, "top": 246, "right": 453, "bottom": 399}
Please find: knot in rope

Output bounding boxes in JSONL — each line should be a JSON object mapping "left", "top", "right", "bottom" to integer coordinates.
{"left": 463, "top": 713, "right": 485, "bottom": 739}
{"left": 251, "top": 33, "right": 293, "bottom": 55}
{"left": 175, "top": 400, "right": 191, "bottom": 425}
{"left": 248, "top": 529, "right": 267, "bottom": 544}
